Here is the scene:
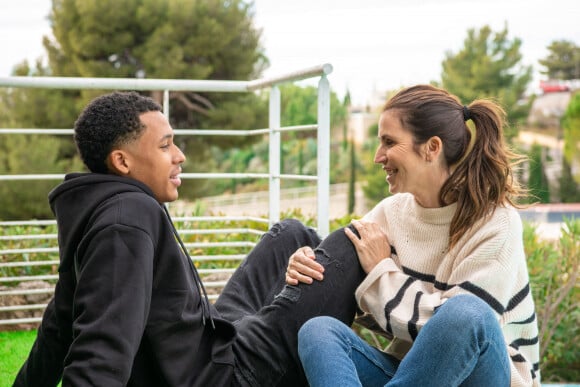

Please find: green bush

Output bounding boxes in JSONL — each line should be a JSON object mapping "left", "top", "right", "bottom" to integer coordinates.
{"left": 525, "top": 219, "right": 580, "bottom": 382}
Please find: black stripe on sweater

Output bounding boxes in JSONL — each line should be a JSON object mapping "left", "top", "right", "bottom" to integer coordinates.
{"left": 384, "top": 277, "right": 417, "bottom": 334}
{"left": 458, "top": 281, "right": 505, "bottom": 314}
{"left": 506, "top": 283, "right": 530, "bottom": 312}
{"left": 511, "top": 353, "right": 527, "bottom": 363}
{"left": 509, "top": 336, "right": 539, "bottom": 350}
{"left": 402, "top": 266, "right": 435, "bottom": 283}
{"left": 511, "top": 355, "right": 539, "bottom": 380}
{"left": 402, "top": 266, "right": 453, "bottom": 291}
{"left": 511, "top": 311, "right": 536, "bottom": 325}
{"left": 408, "top": 291, "right": 423, "bottom": 341}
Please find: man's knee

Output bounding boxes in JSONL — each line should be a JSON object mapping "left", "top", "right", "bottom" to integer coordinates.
{"left": 314, "top": 226, "right": 362, "bottom": 274}
{"left": 264, "top": 218, "right": 321, "bottom": 247}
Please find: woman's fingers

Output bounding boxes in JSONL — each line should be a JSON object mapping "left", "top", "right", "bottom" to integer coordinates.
{"left": 345, "top": 219, "right": 391, "bottom": 274}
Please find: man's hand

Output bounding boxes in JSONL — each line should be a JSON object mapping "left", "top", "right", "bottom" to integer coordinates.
{"left": 285, "top": 246, "right": 324, "bottom": 285}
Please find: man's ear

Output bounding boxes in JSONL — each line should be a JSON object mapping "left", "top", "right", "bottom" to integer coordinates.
{"left": 107, "top": 149, "right": 130, "bottom": 175}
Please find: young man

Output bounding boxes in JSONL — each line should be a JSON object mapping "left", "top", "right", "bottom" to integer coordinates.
{"left": 14, "top": 91, "right": 366, "bottom": 386}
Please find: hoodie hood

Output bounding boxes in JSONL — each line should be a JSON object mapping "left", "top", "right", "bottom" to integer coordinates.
{"left": 49, "top": 173, "right": 157, "bottom": 271}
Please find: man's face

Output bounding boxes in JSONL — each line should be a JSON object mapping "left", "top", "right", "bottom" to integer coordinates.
{"left": 121, "top": 111, "right": 186, "bottom": 203}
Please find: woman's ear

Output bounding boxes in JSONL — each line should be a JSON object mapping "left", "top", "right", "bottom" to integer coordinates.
{"left": 107, "top": 149, "right": 130, "bottom": 175}
{"left": 426, "top": 136, "right": 443, "bottom": 161}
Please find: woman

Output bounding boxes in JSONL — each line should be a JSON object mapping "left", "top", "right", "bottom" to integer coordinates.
{"left": 286, "top": 85, "right": 540, "bottom": 386}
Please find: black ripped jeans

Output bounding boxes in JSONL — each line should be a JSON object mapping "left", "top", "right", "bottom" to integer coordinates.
{"left": 214, "top": 219, "right": 366, "bottom": 387}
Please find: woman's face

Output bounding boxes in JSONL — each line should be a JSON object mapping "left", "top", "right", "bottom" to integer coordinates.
{"left": 374, "top": 109, "right": 448, "bottom": 207}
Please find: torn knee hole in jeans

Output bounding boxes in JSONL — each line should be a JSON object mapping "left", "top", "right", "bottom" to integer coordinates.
{"left": 264, "top": 222, "right": 285, "bottom": 238}
{"left": 276, "top": 285, "right": 301, "bottom": 302}
{"left": 313, "top": 247, "right": 340, "bottom": 270}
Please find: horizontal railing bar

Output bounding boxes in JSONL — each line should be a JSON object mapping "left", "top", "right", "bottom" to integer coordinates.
{"left": 279, "top": 174, "right": 318, "bottom": 181}
{"left": 175, "top": 128, "right": 270, "bottom": 136}
{"left": 180, "top": 172, "right": 270, "bottom": 179}
{"left": 197, "top": 268, "right": 235, "bottom": 275}
{"left": 204, "top": 281, "right": 229, "bottom": 288}
{"left": 0, "top": 258, "right": 242, "bottom": 270}
{"left": 0, "top": 64, "right": 331, "bottom": 93}
{"left": 0, "top": 220, "right": 57, "bottom": 226}
{"left": 0, "top": 129, "right": 73, "bottom": 135}
{"left": 0, "top": 275, "right": 58, "bottom": 283}
{"left": 0, "top": 244, "right": 256, "bottom": 255}
{"left": 178, "top": 228, "right": 263, "bottom": 236}
{"left": 0, "top": 247, "right": 59, "bottom": 255}
{"left": 190, "top": 254, "right": 246, "bottom": 261}
{"left": 0, "top": 317, "right": 42, "bottom": 325}
{"left": 0, "top": 304, "right": 47, "bottom": 312}
{"left": 0, "top": 216, "right": 268, "bottom": 227}
{"left": 0, "top": 256, "right": 244, "bottom": 268}
{"left": 0, "top": 260, "right": 60, "bottom": 268}
{"left": 0, "top": 76, "right": 250, "bottom": 92}
{"left": 0, "top": 234, "right": 58, "bottom": 241}
{"left": 172, "top": 216, "right": 269, "bottom": 223}
{"left": 183, "top": 241, "right": 256, "bottom": 248}
{"left": 277, "top": 124, "right": 318, "bottom": 133}
{"left": 0, "top": 288, "right": 54, "bottom": 296}
{"left": 0, "top": 277, "right": 230, "bottom": 296}
{"left": 0, "top": 173, "right": 319, "bottom": 182}
{"left": 0, "top": 124, "right": 317, "bottom": 136}
{"left": 0, "top": 174, "right": 65, "bottom": 181}
{"left": 247, "top": 63, "right": 333, "bottom": 91}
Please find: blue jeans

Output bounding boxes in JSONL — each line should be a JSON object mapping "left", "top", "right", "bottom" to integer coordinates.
{"left": 298, "top": 294, "right": 510, "bottom": 387}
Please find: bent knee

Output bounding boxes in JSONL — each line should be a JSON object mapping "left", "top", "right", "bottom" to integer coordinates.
{"left": 299, "top": 316, "right": 346, "bottom": 342}
{"left": 437, "top": 294, "right": 497, "bottom": 330}
{"left": 266, "top": 218, "right": 320, "bottom": 246}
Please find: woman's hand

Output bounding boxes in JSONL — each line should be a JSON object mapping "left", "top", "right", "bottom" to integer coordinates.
{"left": 345, "top": 220, "right": 391, "bottom": 274}
{"left": 285, "top": 246, "right": 324, "bottom": 285}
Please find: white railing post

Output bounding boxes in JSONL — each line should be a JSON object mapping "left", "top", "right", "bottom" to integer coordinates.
{"left": 163, "top": 89, "right": 170, "bottom": 116}
{"left": 317, "top": 75, "right": 331, "bottom": 237}
{"left": 268, "top": 85, "right": 281, "bottom": 228}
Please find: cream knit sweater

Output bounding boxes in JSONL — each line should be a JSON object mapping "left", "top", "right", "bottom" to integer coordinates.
{"left": 356, "top": 193, "right": 540, "bottom": 387}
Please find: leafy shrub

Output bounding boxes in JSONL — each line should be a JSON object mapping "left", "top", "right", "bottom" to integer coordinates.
{"left": 525, "top": 219, "right": 580, "bottom": 382}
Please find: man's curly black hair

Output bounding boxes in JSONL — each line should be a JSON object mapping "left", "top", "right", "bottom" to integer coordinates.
{"left": 74, "top": 91, "right": 162, "bottom": 173}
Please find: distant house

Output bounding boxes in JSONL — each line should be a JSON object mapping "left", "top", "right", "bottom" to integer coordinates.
{"left": 527, "top": 87, "right": 572, "bottom": 127}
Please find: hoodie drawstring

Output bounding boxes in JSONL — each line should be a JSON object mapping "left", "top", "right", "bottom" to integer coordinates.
{"left": 163, "top": 206, "right": 215, "bottom": 329}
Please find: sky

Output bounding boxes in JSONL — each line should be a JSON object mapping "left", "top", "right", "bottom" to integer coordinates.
{"left": 1, "top": 0, "right": 579, "bottom": 106}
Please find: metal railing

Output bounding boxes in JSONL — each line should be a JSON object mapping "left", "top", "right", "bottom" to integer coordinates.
{"left": 0, "top": 64, "right": 333, "bottom": 326}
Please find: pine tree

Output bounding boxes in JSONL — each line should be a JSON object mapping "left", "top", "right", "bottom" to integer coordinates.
{"left": 441, "top": 24, "right": 532, "bottom": 140}
{"left": 539, "top": 40, "right": 580, "bottom": 80}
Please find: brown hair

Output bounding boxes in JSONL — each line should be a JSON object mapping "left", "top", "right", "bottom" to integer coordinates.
{"left": 383, "top": 84, "right": 526, "bottom": 248}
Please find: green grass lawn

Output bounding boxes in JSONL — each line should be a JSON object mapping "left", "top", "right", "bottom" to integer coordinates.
{"left": 0, "top": 330, "right": 36, "bottom": 386}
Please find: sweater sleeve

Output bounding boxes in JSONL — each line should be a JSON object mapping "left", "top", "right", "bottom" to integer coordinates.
{"left": 62, "top": 224, "right": 154, "bottom": 386}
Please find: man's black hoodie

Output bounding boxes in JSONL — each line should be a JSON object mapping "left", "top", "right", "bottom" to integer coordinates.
{"left": 14, "top": 173, "right": 236, "bottom": 387}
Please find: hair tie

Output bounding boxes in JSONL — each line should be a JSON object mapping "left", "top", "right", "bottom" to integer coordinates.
{"left": 463, "top": 105, "right": 471, "bottom": 121}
